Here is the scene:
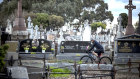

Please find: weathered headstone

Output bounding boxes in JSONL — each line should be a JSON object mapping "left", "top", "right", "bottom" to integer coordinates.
{"left": 135, "top": 13, "right": 140, "bottom": 34}
{"left": 7, "top": 66, "right": 29, "bottom": 79}
{"left": 125, "top": 0, "right": 136, "bottom": 35}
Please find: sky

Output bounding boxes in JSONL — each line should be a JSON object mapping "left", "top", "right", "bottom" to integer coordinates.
{"left": 0, "top": 0, "right": 2, "bottom": 3}
{"left": 104, "top": 0, "right": 140, "bottom": 27}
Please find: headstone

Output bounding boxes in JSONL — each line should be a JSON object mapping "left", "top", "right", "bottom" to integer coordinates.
{"left": 19, "top": 39, "right": 52, "bottom": 52}
{"left": 7, "top": 66, "right": 29, "bottom": 79}
{"left": 60, "top": 41, "right": 91, "bottom": 53}
{"left": 135, "top": 13, "right": 140, "bottom": 34}
{"left": 125, "top": 0, "right": 136, "bottom": 35}
{"left": 6, "top": 19, "right": 12, "bottom": 34}
{"left": 117, "top": 15, "right": 123, "bottom": 38}
{"left": 114, "top": 35, "right": 140, "bottom": 64}
{"left": 27, "top": 16, "right": 32, "bottom": 29}
{"left": 12, "top": 0, "right": 28, "bottom": 40}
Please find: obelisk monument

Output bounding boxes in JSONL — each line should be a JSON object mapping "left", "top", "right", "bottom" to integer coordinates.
{"left": 12, "top": 0, "right": 28, "bottom": 40}
{"left": 125, "top": 0, "right": 136, "bottom": 35}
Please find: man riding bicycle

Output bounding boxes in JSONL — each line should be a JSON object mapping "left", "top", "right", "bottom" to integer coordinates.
{"left": 86, "top": 38, "right": 104, "bottom": 59}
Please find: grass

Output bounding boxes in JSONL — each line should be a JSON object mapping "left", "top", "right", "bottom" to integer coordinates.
{"left": 49, "top": 66, "right": 72, "bottom": 78}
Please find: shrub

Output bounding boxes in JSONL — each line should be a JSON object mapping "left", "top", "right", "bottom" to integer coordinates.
{"left": 0, "top": 44, "right": 9, "bottom": 72}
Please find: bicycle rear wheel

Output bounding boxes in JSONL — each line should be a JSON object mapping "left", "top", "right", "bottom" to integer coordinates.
{"left": 80, "top": 55, "right": 94, "bottom": 64}
{"left": 99, "top": 56, "right": 112, "bottom": 64}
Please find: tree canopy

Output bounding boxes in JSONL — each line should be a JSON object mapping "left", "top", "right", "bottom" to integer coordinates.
{"left": 91, "top": 22, "right": 106, "bottom": 31}
{"left": 0, "top": 0, "right": 114, "bottom": 28}
{"left": 119, "top": 13, "right": 128, "bottom": 28}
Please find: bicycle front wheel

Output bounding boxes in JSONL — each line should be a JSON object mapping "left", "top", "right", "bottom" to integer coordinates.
{"left": 99, "top": 56, "right": 112, "bottom": 64}
{"left": 80, "top": 55, "right": 93, "bottom": 64}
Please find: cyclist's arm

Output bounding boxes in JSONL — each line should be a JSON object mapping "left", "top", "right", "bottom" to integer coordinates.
{"left": 87, "top": 43, "right": 95, "bottom": 52}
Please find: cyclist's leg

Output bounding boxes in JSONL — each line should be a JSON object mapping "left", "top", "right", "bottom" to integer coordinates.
{"left": 92, "top": 51, "right": 98, "bottom": 57}
{"left": 94, "top": 49, "right": 102, "bottom": 61}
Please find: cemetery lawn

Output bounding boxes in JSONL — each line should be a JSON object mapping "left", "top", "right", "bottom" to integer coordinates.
{"left": 49, "top": 66, "right": 71, "bottom": 78}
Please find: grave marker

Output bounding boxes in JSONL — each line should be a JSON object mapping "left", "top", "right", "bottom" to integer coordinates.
{"left": 114, "top": 35, "right": 140, "bottom": 64}
{"left": 60, "top": 41, "right": 91, "bottom": 53}
{"left": 125, "top": 0, "right": 136, "bottom": 35}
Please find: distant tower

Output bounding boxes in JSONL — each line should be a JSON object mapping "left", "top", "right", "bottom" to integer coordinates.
{"left": 125, "top": 0, "right": 136, "bottom": 35}
{"left": 12, "top": 0, "right": 28, "bottom": 40}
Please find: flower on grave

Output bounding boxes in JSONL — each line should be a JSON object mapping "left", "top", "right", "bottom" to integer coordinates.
{"left": 41, "top": 43, "right": 49, "bottom": 50}
{"left": 31, "top": 52, "right": 36, "bottom": 54}
{"left": 32, "top": 46, "right": 37, "bottom": 49}
{"left": 51, "top": 48, "right": 54, "bottom": 51}
{"left": 60, "top": 46, "right": 64, "bottom": 49}
{"left": 24, "top": 47, "right": 29, "bottom": 50}
{"left": 22, "top": 44, "right": 30, "bottom": 50}
{"left": 42, "top": 47, "right": 46, "bottom": 50}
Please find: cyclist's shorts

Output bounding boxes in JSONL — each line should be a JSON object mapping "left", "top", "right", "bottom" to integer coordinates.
{"left": 94, "top": 49, "right": 104, "bottom": 56}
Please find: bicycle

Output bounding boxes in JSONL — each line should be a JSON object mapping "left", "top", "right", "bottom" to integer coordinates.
{"left": 80, "top": 51, "right": 112, "bottom": 64}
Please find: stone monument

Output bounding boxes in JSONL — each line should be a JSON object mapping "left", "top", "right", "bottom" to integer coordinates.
{"left": 117, "top": 15, "right": 123, "bottom": 38}
{"left": 12, "top": 0, "right": 28, "bottom": 40}
{"left": 135, "top": 13, "right": 140, "bottom": 34}
{"left": 125, "top": 0, "right": 136, "bottom": 35}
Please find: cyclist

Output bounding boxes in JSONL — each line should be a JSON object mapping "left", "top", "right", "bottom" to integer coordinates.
{"left": 86, "top": 38, "right": 104, "bottom": 60}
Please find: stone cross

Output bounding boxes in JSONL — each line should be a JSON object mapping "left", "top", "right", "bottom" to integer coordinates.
{"left": 125, "top": 0, "right": 136, "bottom": 35}
{"left": 135, "top": 13, "right": 140, "bottom": 34}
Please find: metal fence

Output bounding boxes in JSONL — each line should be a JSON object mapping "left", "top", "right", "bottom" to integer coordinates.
{"left": 3, "top": 54, "right": 140, "bottom": 79}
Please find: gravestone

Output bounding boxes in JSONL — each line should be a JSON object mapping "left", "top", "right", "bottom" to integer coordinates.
{"left": 19, "top": 39, "right": 52, "bottom": 52}
{"left": 114, "top": 35, "right": 140, "bottom": 64}
{"left": 60, "top": 41, "right": 91, "bottom": 53}
{"left": 6, "top": 19, "right": 12, "bottom": 35}
{"left": 18, "top": 39, "right": 53, "bottom": 59}
{"left": 7, "top": 66, "right": 29, "bottom": 79}
{"left": 125, "top": 0, "right": 136, "bottom": 35}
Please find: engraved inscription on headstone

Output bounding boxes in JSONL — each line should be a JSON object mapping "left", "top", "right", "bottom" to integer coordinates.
{"left": 116, "top": 35, "right": 140, "bottom": 53}
{"left": 60, "top": 41, "right": 91, "bottom": 53}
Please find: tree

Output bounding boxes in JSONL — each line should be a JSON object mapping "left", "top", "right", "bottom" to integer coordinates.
{"left": 32, "top": 13, "right": 49, "bottom": 28}
{"left": 91, "top": 22, "right": 106, "bottom": 31}
{"left": 0, "top": 0, "right": 114, "bottom": 29}
{"left": 49, "top": 15, "right": 64, "bottom": 30}
{"left": 119, "top": 13, "right": 128, "bottom": 28}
